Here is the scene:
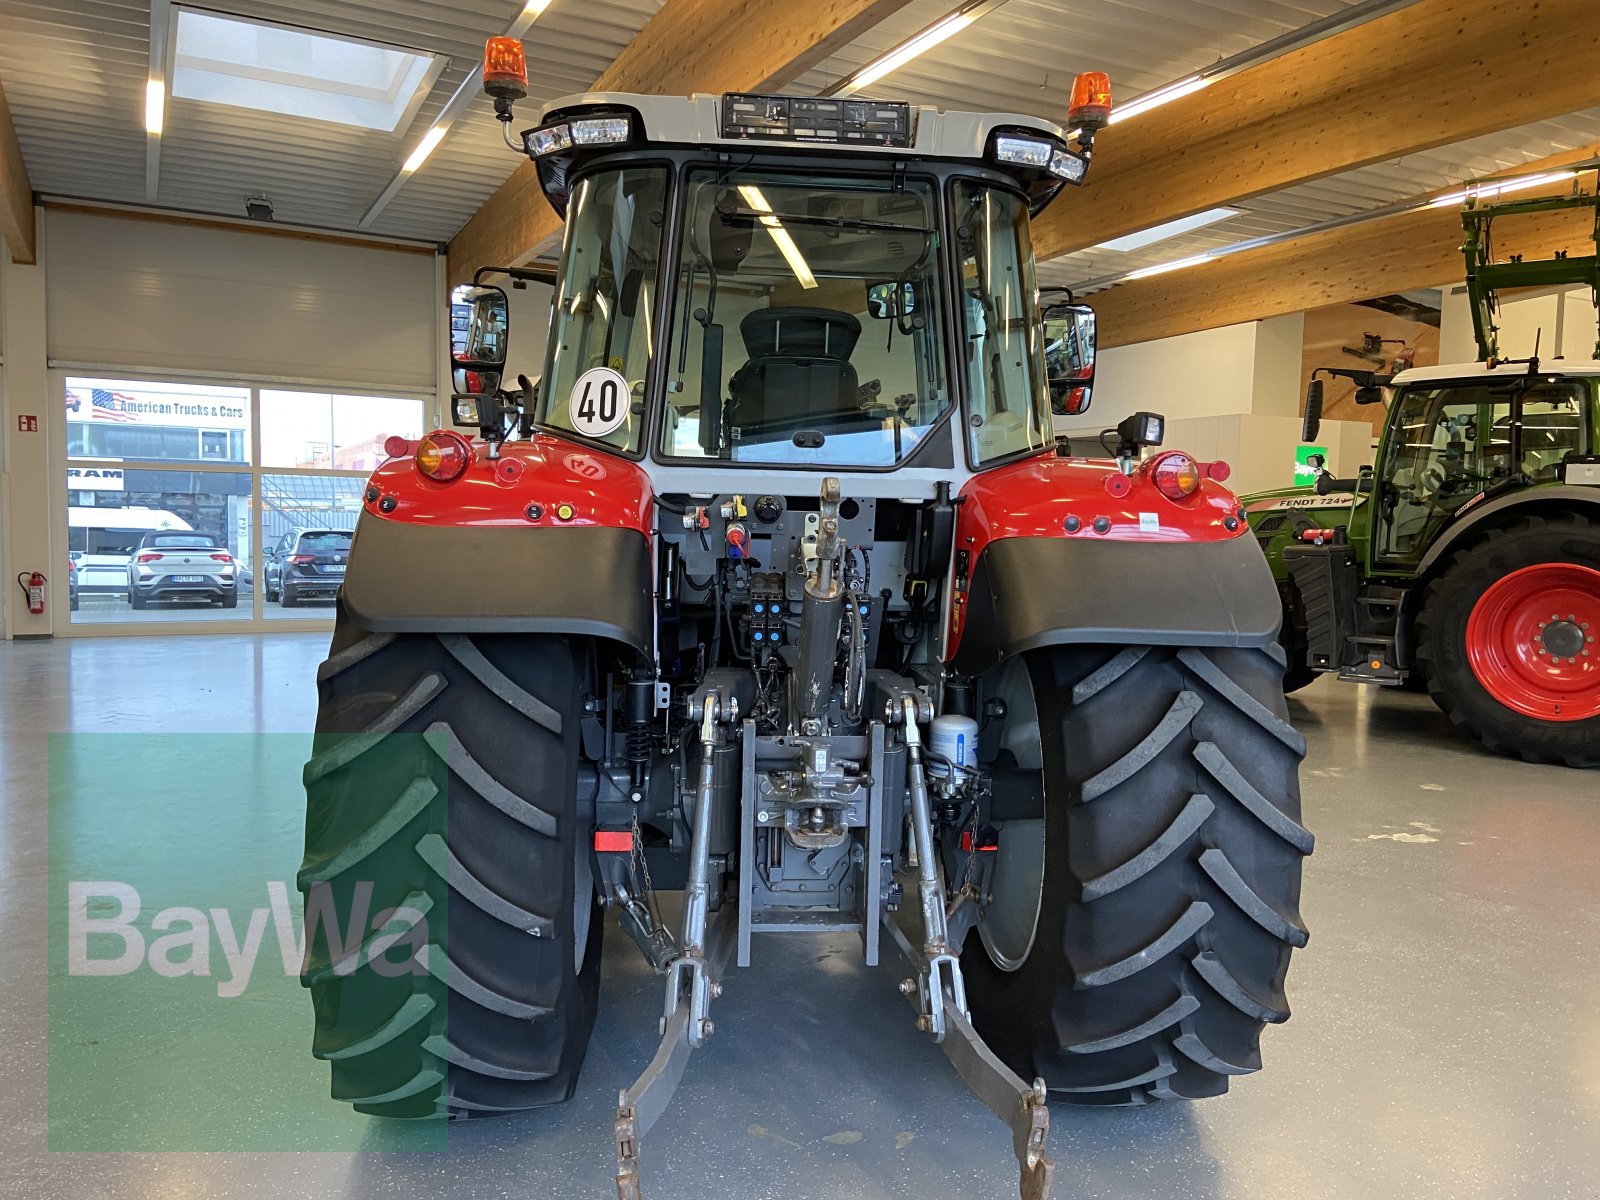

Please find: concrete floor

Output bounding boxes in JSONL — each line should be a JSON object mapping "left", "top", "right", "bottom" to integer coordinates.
{"left": 4, "top": 633, "right": 1600, "bottom": 1199}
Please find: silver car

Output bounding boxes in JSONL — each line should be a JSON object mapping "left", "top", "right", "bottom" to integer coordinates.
{"left": 126, "top": 531, "right": 238, "bottom": 609}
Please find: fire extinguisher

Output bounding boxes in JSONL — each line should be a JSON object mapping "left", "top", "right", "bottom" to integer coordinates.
{"left": 17, "top": 571, "right": 46, "bottom": 615}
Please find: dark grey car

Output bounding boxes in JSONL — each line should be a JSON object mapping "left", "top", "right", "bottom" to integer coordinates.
{"left": 264, "top": 528, "right": 353, "bottom": 607}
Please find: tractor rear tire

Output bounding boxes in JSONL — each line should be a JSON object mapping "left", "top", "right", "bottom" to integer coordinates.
{"left": 965, "top": 643, "right": 1311, "bottom": 1104}
{"left": 300, "top": 617, "right": 601, "bottom": 1117}
{"left": 1278, "top": 582, "right": 1318, "bottom": 695}
{"left": 1416, "top": 515, "right": 1600, "bottom": 768}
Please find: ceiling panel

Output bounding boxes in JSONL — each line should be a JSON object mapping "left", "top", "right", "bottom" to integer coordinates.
{"left": 790, "top": 0, "right": 1377, "bottom": 121}
{"left": 0, "top": 0, "right": 660, "bottom": 241}
{"left": 1041, "top": 108, "right": 1600, "bottom": 293}
{"left": 1, "top": 0, "right": 1596, "bottom": 268}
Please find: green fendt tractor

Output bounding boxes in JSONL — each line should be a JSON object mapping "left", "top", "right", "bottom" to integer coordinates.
{"left": 1245, "top": 183, "right": 1600, "bottom": 767}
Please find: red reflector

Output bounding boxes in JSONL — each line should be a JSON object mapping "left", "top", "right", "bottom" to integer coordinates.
{"left": 594, "top": 830, "right": 632, "bottom": 853}
{"left": 959, "top": 832, "right": 999, "bottom": 853}
{"left": 1205, "top": 459, "right": 1232, "bottom": 483}
{"left": 384, "top": 435, "right": 413, "bottom": 459}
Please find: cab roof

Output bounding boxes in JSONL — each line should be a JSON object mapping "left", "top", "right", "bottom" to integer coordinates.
{"left": 1392, "top": 360, "right": 1600, "bottom": 385}
{"left": 538, "top": 91, "right": 1069, "bottom": 163}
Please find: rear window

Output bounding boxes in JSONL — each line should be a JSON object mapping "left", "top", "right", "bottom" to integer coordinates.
{"left": 145, "top": 533, "right": 218, "bottom": 548}
{"left": 297, "top": 530, "right": 353, "bottom": 549}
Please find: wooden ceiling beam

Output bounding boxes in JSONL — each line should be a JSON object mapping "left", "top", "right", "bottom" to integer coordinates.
{"left": 1034, "top": 0, "right": 1600, "bottom": 263}
{"left": 1091, "top": 148, "right": 1600, "bottom": 350}
{"left": 0, "top": 75, "right": 37, "bottom": 264}
{"left": 446, "top": 0, "right": 914, "bottom": 286}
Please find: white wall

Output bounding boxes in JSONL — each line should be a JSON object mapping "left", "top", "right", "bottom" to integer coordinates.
{"left": 1, "top": 221, "right": 51, "bottom": 637}
{"left": 1164, "top": 414, "right": 1374, "bottom": 498}
{"left": 1058, "top": 310, "right": 1384, "bottom": 498}
{"left": 1076, "top": 313, "right": 1307, "bottom": 434}
{"left": 503, "top": 280, "right": 554, "bottom": 388}
{"left": 1439, "top": 282, "right": 1600, "bottom": 364}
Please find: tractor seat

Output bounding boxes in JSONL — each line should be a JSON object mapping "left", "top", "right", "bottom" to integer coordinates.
{"left": 726, "top": 307, "right": 862, "bottom": 442}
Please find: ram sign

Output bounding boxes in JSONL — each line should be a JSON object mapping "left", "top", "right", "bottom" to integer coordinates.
{"left": 66, "top": 467, "right": 126, "bottom": 492}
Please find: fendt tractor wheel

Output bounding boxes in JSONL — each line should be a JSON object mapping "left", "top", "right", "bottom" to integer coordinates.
{"left": 964, "top": 644, "right": 1311, "bottom": 1104}
{"left": 300, "top": 614, "right": 601, "bottom": 1117}
{"left": 1416, "top": 515, "right": 1600, "bottom": 768}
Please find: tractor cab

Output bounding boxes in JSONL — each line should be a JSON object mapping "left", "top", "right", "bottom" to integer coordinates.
{"left": 449, "top": 86, "right": 1107, "bottom": 487}
{"left": 1371, "top": 364, "right": 1597, "bottom": 567}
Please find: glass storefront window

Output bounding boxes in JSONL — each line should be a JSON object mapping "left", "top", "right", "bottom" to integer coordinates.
{"left": 62, "top": 377, "right": 430, "bottom": 628}
{"left": 260, "top": 474, "right": 365, "bottom": 619}
{"left": 66, "top": 378, "right": 251, "bottom": 464}
{"left": 67, "top": 470, "right": 252, "bottom": 624}
{"left": 259, "top": 390, "right": 425, "bottom": 470}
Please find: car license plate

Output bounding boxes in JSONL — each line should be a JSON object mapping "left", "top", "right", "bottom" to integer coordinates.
{"left": 172, "top": 575, "right": 204, "bottom": 583}
{"left": 319, "top": 564, "right": 345, "bottom": 573}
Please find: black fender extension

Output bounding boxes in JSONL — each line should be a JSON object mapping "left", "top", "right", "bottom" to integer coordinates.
{"left": 949, "top": 534, "right": 1283, "bottom": 675}
{"left": 339, "top": 516, "right": 653, "bottom": 653}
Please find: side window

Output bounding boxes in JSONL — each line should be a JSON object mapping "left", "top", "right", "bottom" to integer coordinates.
{"left": 537, "top": 168, "right": 669, "bottom": 452}
{"left": 1518, "top": 387, "right": 1587, "bottom": 479}
{"left": 952, "top": 182, "right": 1049, "bottom": 464}
{"left": 1380, "top": 384, "right": 1518, "bottom": 563}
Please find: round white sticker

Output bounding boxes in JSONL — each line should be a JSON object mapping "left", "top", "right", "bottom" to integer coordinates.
{"left": 568, "top": 367, "right": 631, "bottom": 438}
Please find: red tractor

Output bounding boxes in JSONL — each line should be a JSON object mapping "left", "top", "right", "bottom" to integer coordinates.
{"left": 300, "top": 54, "right": 1310, "bottom": 1200}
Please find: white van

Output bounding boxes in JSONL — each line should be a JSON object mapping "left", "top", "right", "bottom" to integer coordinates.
{"left": 68, "top": 506, "right": 193, "bottom": 597}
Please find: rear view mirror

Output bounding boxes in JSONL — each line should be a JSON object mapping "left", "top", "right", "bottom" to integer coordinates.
{"left": 451, "top": 366, "right": 502, "bottom": 397}
{"left": 710, "top": 193, "right": 754, "bottom": 273}
{"left": 450, "top": 284, "right": 510, "bottom": 368}
{"left": 1302, "top": 378, "right": 1324, "bottom": 443}
{"left": 866, "top": 281, "right": 917, "bottom": 320}
{"left": 1043, "top": 302, "right": 1096, "bottom": 416}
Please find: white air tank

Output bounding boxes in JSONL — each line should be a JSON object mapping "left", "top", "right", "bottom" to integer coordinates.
{"left": 928, "top": 713, "right": 980, "bottom": 786}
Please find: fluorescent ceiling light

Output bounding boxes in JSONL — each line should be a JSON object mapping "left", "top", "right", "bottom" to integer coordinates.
{"left": 1094, "top": 207, "right": 1242, "bottom": 252}
{"left": 1427, "top": 170, "right": 1577, "bottom": 208}
{"left": 171, "top": 9, "right": 437, "bottom": 132}
{"left": 1124, "top": 254, "right": 1212, "bottom": 281}
{"left": 402, "top": 126, "right": 447, "bottom": 172}
{"left": 739, "top": 185, "right": 817, "bottom": 290}
{"left": 826, "top": 5, "right": 982, "bottom": 97}
{"left": 1109, "top": 74, "right": 1211, "bottom": 124}
{"left": 145, "top": 79, "right": 165, "bottom": 134}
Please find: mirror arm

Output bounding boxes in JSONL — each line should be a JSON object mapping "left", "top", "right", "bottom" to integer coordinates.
{"left": 474, "top": 263, "right": 559, "bottom": 287}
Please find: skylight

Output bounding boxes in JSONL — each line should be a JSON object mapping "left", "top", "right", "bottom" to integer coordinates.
{"left": 1092, "top": 207, "right": 1243, "bottom": 253}
{"left": 170, "top": 8, "right": 437, "bottom": 132}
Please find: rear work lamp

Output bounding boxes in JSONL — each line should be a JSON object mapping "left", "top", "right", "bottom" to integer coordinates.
{"left": 524, "top": 115, "right": 633, "bottom": 158}
{"left": 990, "top": 133, "right": 1090, "bottom": 187}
